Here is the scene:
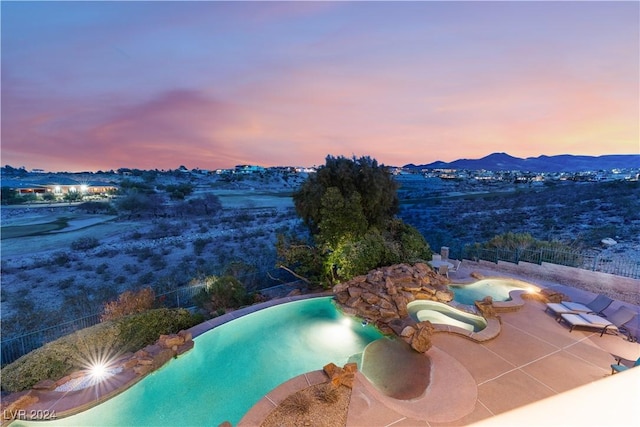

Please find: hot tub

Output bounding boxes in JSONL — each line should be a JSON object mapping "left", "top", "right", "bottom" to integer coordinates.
{"left": 407, "top": 300, "right": 487, "bottom": 332}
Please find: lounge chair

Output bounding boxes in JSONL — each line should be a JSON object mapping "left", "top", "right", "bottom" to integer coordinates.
{"left": 611, "top": 356, "right": 640, "bottom": 374}
{"left": 559, "top": 306, "right": 637, "bottom": 337}
{"left": 545, "top": 294, "right": 613, "bottom": 319}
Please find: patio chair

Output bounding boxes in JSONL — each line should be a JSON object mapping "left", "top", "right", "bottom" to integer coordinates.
{"left": 559, "top": 306, "right": 637, "bottom": 337}
{"left": 438, "top": 264, "right": 449, "bottom": 278}
{"left": 448, "top": 260, "right": 461, "bottom": 275}
{"left": 611, "top": 356, "right": 640, "bottom": 374}
{"left": 545, "top": 294, "right": 613, "bottom": 319}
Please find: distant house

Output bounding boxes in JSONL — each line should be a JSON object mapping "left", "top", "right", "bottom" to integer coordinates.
{"left": 2, "top": 176, "right": 118, "bottom": 198}
{"left": 234, "top": 165, "right": 266, "bottom": 174}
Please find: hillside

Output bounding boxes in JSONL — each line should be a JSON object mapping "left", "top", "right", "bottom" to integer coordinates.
{"left": 405, "top": 152, "right": 640, "bottom": 172}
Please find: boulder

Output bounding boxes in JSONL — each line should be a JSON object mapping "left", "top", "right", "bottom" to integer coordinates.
{"left": 152, "top": 348, "right": 175, "bottom": 369}
{"left": 123, "top": 358, "right": 139, "bottom": 369}
{"left": 333, "top": 282, "right": 350, "bottom": 293}
{"left": 178, "top": 330, "right": 193, "bottom": 342}
{"left": 176, "top": 339, "right": 195, "bottom": 356}
{"left": 400, "top": 326, "right": 416, "bottom": 338}
{"left": 133, "top": 364, "right": 153, "bottom": 376}
{"left": 286, "top": 289, "right": 302, "bottom": 297}
{"left": 348, "top": 286, "right": 363, "bottom": 298}
{"left": 409, "top": 322, "right": 434, "bottom": 353}
{"left": 392, "top": 294, "right": 409, "bottom": 317}
{"left": 475, "top": 296, "right": 497, "bottom": 318}
{"left": 539, "top": 289, "right": 567, "bottom": 303}
{"left": 160, "top": 334, "right": 185, "bottom": 349}
{"left": 32, "top": 379, "right": 56, "bottom": 391}
{"left": 414, "top": 262, "right": 430, "bottom": 276}
{"left": 323, "top": 362, "right": 358, "bottom": 389}
{"left": 137, "top": 357, "right": 154, "bottom": 366}
{"left": 385, "top": 277, "right": 398, "bottom": 295}
{"left": 601, "top": 237, "right": 617, "bottom": 247}
{"left": 435, "top": 290, "right": 454, "bottom": 302}
{"left": 361, "top": 292, "right": 380, "bottom": 305}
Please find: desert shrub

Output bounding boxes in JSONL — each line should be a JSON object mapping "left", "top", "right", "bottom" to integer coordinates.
{"left": 57, "top": 277, "right": 75, "bottom": 290}
{"left": 76, "top": 201, "right": 116, "bottom": 214}
{"left": 71, "top": 236, "right": 100, "bottom": 251}
{"left": 100, "top": 287, "right": 155, "bottom": 322}
{"left": 96, "top": 248, "right": 119, "bottom": 258}
{"left": 96, "top": 263, "right": 109, "bottom": 274}
{"left": 280, "top": 392, "right": 312, "bottom": 415}
{"left": 50, "top": 251, "right": 72, "bottom": 267}
{"left": 193, "top": 275, "right": 252, "bottom": 312}
{"left": 315, "top": 383, "right": 340, "bottom": 404}
{"left": 146, "top": 220, "right": 181, "bottom": 239}
{"left": 193, "top": 237, "right": 211, "bottom": 256}
{"left": 149, "top": 254, "right": 167, "bottom": 270}
{"left": 135, "top": 247, "right": 155, "bottom": 262}
{"left": 123, "top": 264, "right": 140, "bottom": 274}
{"left": 137, "top": 272, "right": 155, "bottom": 286}
{"left": 0, "top": 308, "right": 202, "bottom": 392}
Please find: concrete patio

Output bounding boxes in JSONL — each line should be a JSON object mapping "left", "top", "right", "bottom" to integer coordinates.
{"left": 244, "top": 262, "right": 640, "bottom": 426}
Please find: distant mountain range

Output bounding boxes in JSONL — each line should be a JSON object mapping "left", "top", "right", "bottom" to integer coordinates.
{"left": 404, "top": 152, "right": 640, "bottom": 173}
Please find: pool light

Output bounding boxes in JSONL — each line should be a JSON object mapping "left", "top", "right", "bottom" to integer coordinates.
{"left": 90, "top": 362, "right": 108, "bottom": 381}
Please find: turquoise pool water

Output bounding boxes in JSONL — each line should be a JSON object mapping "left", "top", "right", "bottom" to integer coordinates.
{"left": 13, "top": 297, "right": 382, "bottom": 427}
{"left": 450, "top": 279, "right": 530, "bottom": 305}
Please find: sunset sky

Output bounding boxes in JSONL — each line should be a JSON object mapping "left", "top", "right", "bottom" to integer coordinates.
{"left": 2, "top": 1, "right": 638, "bottom": 172}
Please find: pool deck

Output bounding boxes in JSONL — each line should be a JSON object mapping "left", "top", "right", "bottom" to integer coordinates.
{"left": 243, "top": 264, "right": 640, "bottom": 426}
{"left": 5, "top": 264, "right": 640, "bottom": 426}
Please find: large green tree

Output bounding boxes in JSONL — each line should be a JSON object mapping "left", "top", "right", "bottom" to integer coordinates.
{"left": 293, "top": 155, "right": 399, "bottom": 237}
{"left": 279, "top": 155, "right": 430, "bottom": 287}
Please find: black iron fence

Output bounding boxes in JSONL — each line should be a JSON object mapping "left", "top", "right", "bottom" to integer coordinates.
{"left": 0, "top": 284, "right": 209, "bottom": 366}
{"left": 1, "top": 266, "right": 299, "bottom": 366}
{"left": 459, "top": 246, "right": 640, "bottom": 279}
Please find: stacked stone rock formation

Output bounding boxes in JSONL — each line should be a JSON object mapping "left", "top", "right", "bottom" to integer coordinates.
{"left": 333, "top": 263, "right": 453, "bottom": 353}
{"left": 126, "top": 330, "right": 194, "bottom": 376}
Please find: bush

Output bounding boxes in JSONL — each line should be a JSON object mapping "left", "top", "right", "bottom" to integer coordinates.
{"left": 193, "top": 238, "right": 211, "bottom": 256}
{"left": 51, "top": 251, "right": 72, "bottom": 267}
{"left": 194, "top": 276, "right": 252, "bottom": 313}
{"left": 71, "top": 237, "right": 100, "bottom": 251}
{"left": 281, "top": 392, "right": 312, "bottom": 415}
{"left": 76, "top": 201, "right": 116, "bottom": 214}
{"left": 115, "top": 308, "right": 201, "bottom": 353}
{"left": 0, "top": 308, "right": 202, "bottom": 393}
{"left": 315, "top": 383, "right": 340, "bottom": 403}
{"left": 100, "top": 287, "right": 155, "bottom": 322}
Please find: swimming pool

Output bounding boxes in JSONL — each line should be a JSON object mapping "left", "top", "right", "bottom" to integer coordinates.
{"left": 450, "top": 278, "right": 533, "bottom": 305}
{"left": 12, "top": 297, "right": 383, "bottom": 427}
{"left": 407, "top": 300, "right": 487, "bottom": 332}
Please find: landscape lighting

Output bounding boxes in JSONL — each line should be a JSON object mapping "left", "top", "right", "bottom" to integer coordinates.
{"left": 89, "top": 362, "right": 108, "bottom": 381}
